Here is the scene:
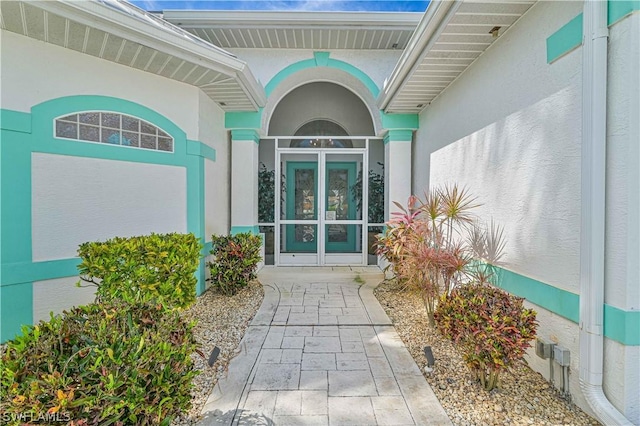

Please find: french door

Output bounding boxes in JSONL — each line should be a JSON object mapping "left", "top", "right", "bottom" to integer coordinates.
{"left": 277, "top": 149, "right": 366, "bottom": 265}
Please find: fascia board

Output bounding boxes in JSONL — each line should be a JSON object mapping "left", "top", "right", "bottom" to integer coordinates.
{"left": 162, "top": 10, "right": 423, "bottom": 29}
{"left": 32, "top": 1, "right": 266, "bottom": 108}
{"left": 377, "top": 0, "right": 462, "bottom": 111}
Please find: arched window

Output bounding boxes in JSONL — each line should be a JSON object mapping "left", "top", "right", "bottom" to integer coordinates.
{"left": 54, "top": 112, "right": 173, "bottom": 152}
{"left": 292, "top": 119, "right": 353, "bottom": 148}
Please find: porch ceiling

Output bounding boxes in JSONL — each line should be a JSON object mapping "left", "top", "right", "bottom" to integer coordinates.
{"left": 378, "top": 0, "right": 537, "bottom": 114}
{"left": 161, "top": 11, "right": 422, "bottom": 50}
{"left": 0, "top": 0, "right": 266, "bottom": 111}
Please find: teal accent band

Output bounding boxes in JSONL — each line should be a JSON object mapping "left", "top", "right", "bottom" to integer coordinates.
{"left": 1, "top": 282, "right": 33, "bottom": 342}
{"left": 380, "top": 112, "right": 419, "bottom": 130}
{"left": 187, "top": 139, "right": 216, "bottom": 162}
{"left": 265, "top": 54, "right": 379, "bottom": 97}
{"left": 608, "top": 0, "right": 640, "bottom": 25}
{"left": 2, "top": 258, "right": 80, "bottom": 286}
{"left": 230, "top": 225, "right": 260, "bottom": 235}
{"left": 604, "top": 304, "right": 640, "bottom": 345}
{"left": 314, "top": 51, "right": 330, "bottom": 66}
{"left": 495, "top": 268, "right": 580, "bottom": 323}
{"left": 0, "top": 109, "right": 31, "bottom": 133}
{"left": 495, "top": 266, "right": 639, "bottom": 345}
{"left": 383, "top": 129, "right": 413, "bottom": 143}
{"left": 225, "top": 109, "right": 263, "bottom": 129}
{"left": 231, "top": 129, "right": 261, "bottom": 143}
{"left": 203, "top": 241, "right": 213, "bottom": 254}
{"left": 1, "top": 97, "right": 212, "bottom": 340}
{"left": 546, "top": 13, "right": 583, "bottom": 64}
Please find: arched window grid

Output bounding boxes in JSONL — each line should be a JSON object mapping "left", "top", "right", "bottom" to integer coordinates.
{"left": 54, "top": 111, "right": 174, "bottom": 152}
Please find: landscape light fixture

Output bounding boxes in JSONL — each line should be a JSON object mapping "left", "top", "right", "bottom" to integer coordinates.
{"left": 208, "top": 346, "right": 221, "bottom": 367}
{"left": 423, "top": 346, "right": 435, "bottom": 367}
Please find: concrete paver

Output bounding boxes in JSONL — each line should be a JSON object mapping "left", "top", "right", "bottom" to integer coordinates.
{"left": 198, "top": 267, "right": 452, "bottom": 426}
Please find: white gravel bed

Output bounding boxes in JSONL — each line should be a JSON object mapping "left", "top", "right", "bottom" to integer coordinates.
{"left": 174, "top": 280, "right": 264, "bottom": 425}
{"left": 374, "top": 279, "right": 600, "bottom": 426}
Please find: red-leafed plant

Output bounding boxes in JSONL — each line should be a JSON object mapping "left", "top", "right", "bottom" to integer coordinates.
{"left": 434, "top": 283, "right": 538, "bottom": 391}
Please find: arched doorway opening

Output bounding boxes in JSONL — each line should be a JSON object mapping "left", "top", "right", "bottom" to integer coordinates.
{"left": 259, "top": 82, "right": 384, "bottom": 266}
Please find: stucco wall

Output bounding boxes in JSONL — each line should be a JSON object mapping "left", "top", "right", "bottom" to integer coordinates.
{"left": 412, "top": 1, "right": 638, "bottom": 421}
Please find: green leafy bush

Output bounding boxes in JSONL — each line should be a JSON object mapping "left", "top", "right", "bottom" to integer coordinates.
{"left": 77, "top": 233, "right": 202, "bottom": 309}
{"left": 434, "top": 283, "right": 538, "bottom": 391}
{"left": 0, "top": 300, "right": 198, "bottom": 425}
{"left": 207, "top": 233, "right": 262, "bottom": 295}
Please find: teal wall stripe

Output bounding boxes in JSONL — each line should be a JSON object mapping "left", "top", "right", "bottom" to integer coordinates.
{"left": 2, "top": 258, "right": 80, "bottom": 286}
{"left": 495, "top": 267, "right": 580, "bottom": 323}
{"left": 608, "top": 0, "right": 640, "bottom": 25}
{"left": 225, "top": 109, "right": 263, "bottom": 129}
{"left": 1, "top": 96, "right": 214, "bottom": 341}
{"left": 495, "top": 266, "right": 639, "bottom": 345}
{"left": 187, "top": 139, "right": 217, "bottom": 162}
{"left": 547, "top": 1, "right": 639, "bottom": 64}
{"left": 0, "top": 109, "right": 31, "bottom": 133}
{"left": 546, "top": 13, "right": 583, "bottom": 64}
{"left": 0, "top": 282, "right": 33, "bottom": 342}
{"left": 230, "top": 225, "right": 260, "bottom": 235}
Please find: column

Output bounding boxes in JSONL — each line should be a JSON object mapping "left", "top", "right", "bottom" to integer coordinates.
{"left": 230, "top": 129, "right": 261, "bottom": 235}
{"left": 383, "top": 129, "right": 413, "bottom": 220}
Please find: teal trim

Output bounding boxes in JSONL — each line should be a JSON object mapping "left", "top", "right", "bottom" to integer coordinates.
{"left": 0, "top": 282, "right": 33, "bottom": 342}
{"left": 225, "top": 109, "right": 263, "bottom": 129}
{"left": 203, "top": 241, "right": 213, "bottom": 253}
{"left": 547, "top": 1, "right": 639, "bottom": 64}
{"left": 1, "top": 96, "right": 214, "bottom": 340}
{"left": 495, "top": 267, "right": 580, "bottom": 323}
{"left": 608, "top": 0, "right": 640, "bottom": 25}
{"left": 314, "top": 51, "right": 331, "bottom": 66}
{"left": 230, "top": 225, "right": 260, "bottom": 235}
{"left": 383, "top": 129, "right": 413, "bottom": 143}
{"left": 604, "top": 305, "right": 640, "bottom": 345}
{"left": 231, "top": 129, "right": 261, "bottom": 143}
{"left": 265, "top": 53, "right": 379, "bottom": 97}
{"left": 495, "top": 266, "right": 639, "bottom": 345}
{"left": 2, "top": 258, "right": 80, "bottom": 286}
{"left": 380, "top": 112, "right": 419, "bottom": 130}
{"left": 286, "top": 162, "right": 318, "bottom": 253}
{"left": 325, "top": 162, "right": 357, "bottom": 253}
{"left": 0, "top": 109, "right": 31, "bottom": 133}
{"left": 187, "top": 139, "right": 216, "bottom": 162}
{"left": 546, "top": 13, "right": 583, "bottom": 63}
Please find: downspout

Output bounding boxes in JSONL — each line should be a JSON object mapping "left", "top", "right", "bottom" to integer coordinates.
{"left": 579, "top": 1, "right": 632, "bottom": 424}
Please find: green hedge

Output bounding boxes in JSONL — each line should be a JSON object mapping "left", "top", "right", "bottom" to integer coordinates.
{"left": 77, "top": 233, "right": 202, "bottom": 309}
{"left": 0, "top": 300, "right": 198, "bottom": 425}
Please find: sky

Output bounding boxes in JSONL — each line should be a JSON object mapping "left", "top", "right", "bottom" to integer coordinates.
{"left": 128, "top": 0, "right": 430, "bottom": 13}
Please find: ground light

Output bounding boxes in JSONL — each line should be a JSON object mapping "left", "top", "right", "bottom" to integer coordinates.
{"left": 208, "top": 346, "right": 220, "bottom": 367}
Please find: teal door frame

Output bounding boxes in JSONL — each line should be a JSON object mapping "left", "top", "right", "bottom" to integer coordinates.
{"left": 284, "top": 160, "right": 358, "bottom": 254}
{"left": 325, "top": 161, "right": 357, "bottom": 253}
{"left": 285, "top": 161, "right": 318, "bottom": 252}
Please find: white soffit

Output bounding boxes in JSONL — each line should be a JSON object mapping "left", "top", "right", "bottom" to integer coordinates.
{"left": 162, "top": 10, "right": 422, "bottom": 50}
{"left": 0, "top": 0, "right": 266, "bottom": 111}
{"left": 379, "top": 0, "right": 536, "bottom": 114}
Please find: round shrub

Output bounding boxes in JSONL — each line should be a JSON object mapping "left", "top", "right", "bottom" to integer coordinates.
{"left": 1, "top": 300, "right": 198, "bottom": 425}
{"left": 208, "top": 232, "right": 262, "bottom": 296}
{"left": 434, "top": 283, "right": 537, "bottom": 391}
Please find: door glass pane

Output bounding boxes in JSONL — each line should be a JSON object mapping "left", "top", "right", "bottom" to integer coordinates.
{"left": 295, "top": 168, "right": 316, "bottom": 220}
{"left": 280, "top": 224, "right": 318, "bottom": 254}
{"left": 324, "top": 224, "right": 363, "bottom": 254}
{"left": 327, "top": 168, "right": 349, "bottom": 220}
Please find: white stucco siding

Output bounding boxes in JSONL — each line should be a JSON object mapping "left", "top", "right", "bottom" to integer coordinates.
{"left": 33, "top": 277, "right": 96, "bottom": 323}
{"left": 32, "top": 153, "right": 187, "bottom": 261}
{"left": 0, "top": 30, "right": 200, "bottom": 140}
{"left": 414, "top": 1, "right": 584, "bottom": 293}
{"left": 228, "top": 48, "right": 401, "bottom": 91}
{"left": 199, "top": 90, "right": 230, "bottom": 238}
{"left": 604, "top": 13, "right": 640, "bottom": 311}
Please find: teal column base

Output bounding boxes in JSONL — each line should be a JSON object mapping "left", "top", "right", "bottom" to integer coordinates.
{"left": 230, "top": 225, "right": 261, "bottom": 235}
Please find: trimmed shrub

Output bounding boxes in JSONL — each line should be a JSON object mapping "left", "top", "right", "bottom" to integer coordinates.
{"left": 0, "top": 300, "right": 198, "bottom": 425}
{"left": 77, "top": 233, "right": 202, "bottom": 309}
{"left": 207, "top": 233, "right": 262, "bottom": 296}
{"left": 434, "top": 283, "right": 538, "bottom": 391}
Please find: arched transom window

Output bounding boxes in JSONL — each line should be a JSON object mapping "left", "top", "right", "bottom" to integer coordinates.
{"left": 54, "top": 112, "right": 173, "bottom": 152}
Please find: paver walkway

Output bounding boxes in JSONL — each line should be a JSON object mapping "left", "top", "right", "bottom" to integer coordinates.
{"left": 198, "top": 267, "right": 451, "bottom": 426}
